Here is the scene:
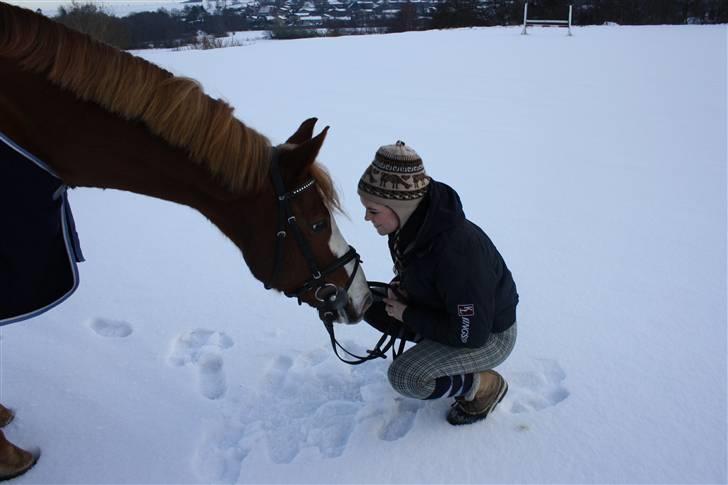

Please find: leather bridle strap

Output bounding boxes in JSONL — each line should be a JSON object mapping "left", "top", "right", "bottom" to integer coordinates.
{"left": 322, "top": 316, "right": 409, "bottom": 365}
{"left": 265, "top": 148, "right": 323, "bottom": 291}
{"left": 264, "top": 148, "right": 363, "bottom": 307}
{"left": 288, "top": 245, "right": 359, "bottom": 300}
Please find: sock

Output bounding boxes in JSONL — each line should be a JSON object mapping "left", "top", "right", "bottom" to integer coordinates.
{"left": 464, "top": 372, "right": 481, "bottom": 401}
{"left": 425, "top": 373, "right": 475, "bottom": 400}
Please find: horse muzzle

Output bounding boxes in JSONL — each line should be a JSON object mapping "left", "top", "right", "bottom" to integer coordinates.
{"left": 316, "top": 283, "right": 372, "bottom": 324}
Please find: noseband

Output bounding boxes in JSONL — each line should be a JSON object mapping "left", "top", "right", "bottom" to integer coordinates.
{"left": 264, "top": 148, "right": 362, "bottom": 323}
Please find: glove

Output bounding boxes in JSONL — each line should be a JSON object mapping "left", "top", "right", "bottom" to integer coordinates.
{"left": 364, "top": 281, "right": 419, "bottom": 342}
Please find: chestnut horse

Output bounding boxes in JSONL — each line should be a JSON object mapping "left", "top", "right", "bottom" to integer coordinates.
{"left": 0, "top": 2, "right": 375, "bottom": 474}
{"left": 0, "top": 2, "right": 372, "bottom": 322}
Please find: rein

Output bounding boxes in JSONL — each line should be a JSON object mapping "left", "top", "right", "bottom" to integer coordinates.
{"left": 264, "top": 148, "right": 406, "bottom": 366}
{"left": 322, "top": 281, "right": 410, "bottom": 366}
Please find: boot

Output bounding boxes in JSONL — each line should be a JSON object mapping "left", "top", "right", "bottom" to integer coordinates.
{"left": 0, "top": 406, "right": 13, "bottom": 428}
{"left": 0, "top": 430, "right": 38, "bottom": 481}
{"left": 447, "top": 370, "right": 508, "bottom": 426}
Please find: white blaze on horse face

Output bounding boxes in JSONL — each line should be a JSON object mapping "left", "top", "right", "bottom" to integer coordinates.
{"left": 328, "top": 215, "right": 371, "bottom": 323}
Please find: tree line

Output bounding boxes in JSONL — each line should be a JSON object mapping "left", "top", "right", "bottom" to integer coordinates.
{"left": 54, "top": 3, "right": 248, "bottom": 49}
{"left": 52, "top": 0, "right": 728, "bottom": 50}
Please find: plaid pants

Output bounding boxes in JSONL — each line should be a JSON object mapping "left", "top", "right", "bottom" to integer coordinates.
{"left": 387, "top": 323, "right": 517, "bottom": 400}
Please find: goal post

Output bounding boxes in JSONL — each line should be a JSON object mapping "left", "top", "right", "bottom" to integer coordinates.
{"left": 521, "top": 3, "right": 573, "bottom": 36}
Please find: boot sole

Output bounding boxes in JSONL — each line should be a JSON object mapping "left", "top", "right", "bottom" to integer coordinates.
{"left": 447, "top": 380, "right": 509, "bottom": 426}
{"left": 0, "top": 411, "right": 14, "bottom": 429}
{"left": 0, "top": 450, "right": 39, "bottom": 482}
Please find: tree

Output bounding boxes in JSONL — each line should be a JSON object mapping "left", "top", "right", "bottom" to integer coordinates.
{"left": 55, "top": 1, "right": 130, "bottom": 49}
{"left": 391, "top": 1, "right": 418, "bottom": 31}
{"left": 431, "top": 0, "right": 481, "bottom": 28}
{"left": 122, "top": 10, "right": 195, "bottom": 49}
{"left": 525, "top": 0, "right": 569, "bottom": 18}
{"left": 711, "top": 0, "right": 728, "bottom": 22}
{"left": 220, "top": 7, "right": 250, "bottom": 31}
{"left": 487, "top": 0, "right": 521, "bottom": 25}
{"left": 182, "top": 5, "right": 208, "bottom": 26}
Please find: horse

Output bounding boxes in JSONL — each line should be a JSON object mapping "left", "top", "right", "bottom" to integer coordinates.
{"left": 0, "top": 3, "right": 372, "bottom": 478}
{"left": 0, "top": 1, "right": 372, "bottom": 319}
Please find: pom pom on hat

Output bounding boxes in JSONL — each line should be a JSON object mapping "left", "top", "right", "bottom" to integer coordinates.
{"left": 358, "top": 141, "right": 430, "bottom": 228}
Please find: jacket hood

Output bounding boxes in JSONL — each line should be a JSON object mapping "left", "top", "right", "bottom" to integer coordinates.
{"left": 410, "top": 180, "right": 465, "bottom": 252}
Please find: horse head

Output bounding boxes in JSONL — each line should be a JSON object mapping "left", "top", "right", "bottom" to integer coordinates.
{"left": 223, "top": 118, "right": 372, "bottom": 324}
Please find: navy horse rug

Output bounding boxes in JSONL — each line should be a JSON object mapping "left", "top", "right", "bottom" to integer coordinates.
{"left": 0, "top": 133, "right": 84, "bottom": 325}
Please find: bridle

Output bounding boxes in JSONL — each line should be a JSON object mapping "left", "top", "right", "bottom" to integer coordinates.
{"left": 263, "top": 148, "right": 405, "bottom": 365}
{"left": 264, "top": 147, "right": 361, "bottom": 323}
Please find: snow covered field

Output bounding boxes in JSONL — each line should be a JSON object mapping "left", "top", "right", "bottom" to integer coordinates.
{"left": 1, "top": 25, "right": 726, "bottom": 484}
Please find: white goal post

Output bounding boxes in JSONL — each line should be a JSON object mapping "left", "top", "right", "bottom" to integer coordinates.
{"left": 521, "top": 3, "right": 573, "bottom": 36}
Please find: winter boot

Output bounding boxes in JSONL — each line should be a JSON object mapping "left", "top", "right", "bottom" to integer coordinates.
{"left": 447, "top": 370, "right": 508, "bottom": 426}
{"left": 0, "top": 430, "right": 38, "bottom": 481}
{"left": 0, "top": 406, "right": 13, "bottom": 428}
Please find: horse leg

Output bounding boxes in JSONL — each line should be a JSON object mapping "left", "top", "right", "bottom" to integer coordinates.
{"left": 0, "top": 404, "right": 14, "bottom": 428}
{"left": 0, "top": 430, "right": 37, "bottom": 480}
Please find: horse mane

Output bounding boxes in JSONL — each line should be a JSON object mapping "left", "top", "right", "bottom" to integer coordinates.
{"left": 0, "top": 2, "right": 338, "bottom": 207}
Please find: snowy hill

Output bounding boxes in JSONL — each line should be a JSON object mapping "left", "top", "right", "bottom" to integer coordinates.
{"left": 1, "top": 25, "right": 726, "bottom": 484}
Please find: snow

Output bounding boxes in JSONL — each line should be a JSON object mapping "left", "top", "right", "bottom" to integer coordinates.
{"left": 1, "top": 25, "right": 726, "bottom": 484}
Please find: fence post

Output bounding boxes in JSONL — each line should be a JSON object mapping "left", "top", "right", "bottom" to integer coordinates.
{"left": 567, "top": 4, "right": 573, "bottom": 36}
{"left": 521, "top": 3, "right": 573, "bottom": 36}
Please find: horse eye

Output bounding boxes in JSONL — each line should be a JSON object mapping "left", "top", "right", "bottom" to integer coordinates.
{"left": 312, "top": 220, "right": 328, "bottom": 233}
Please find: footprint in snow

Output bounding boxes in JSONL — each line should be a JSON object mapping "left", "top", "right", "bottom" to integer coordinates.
{"left": 194, "top": 421, "right": 250, "bottom": 484}
{"left": 194, "top": 346, "right": 421, "bottom": 482}
{"left": 505, "top": 358, "right": 569, "bottom": 414}
{"left": 258, "top": 350, "right": 365, "bottom": 464}
{"left": 378, "top": 398, "right": 424, "bottom": 442}
{"left": 87, "top": 317, "right": 133, "bottom": 338}
{"left": 169, "top": 329, "right": 234, "bottom": 400}
{"left": 308, "top": 400, "right": 360, "bottom": 458}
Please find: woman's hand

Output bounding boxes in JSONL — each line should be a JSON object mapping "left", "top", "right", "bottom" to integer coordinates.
{"left": 383, "top": 287, "right": 407, "bottom": 322}
{"left": 389, "top": 280, "right": 408, "bottom": 299}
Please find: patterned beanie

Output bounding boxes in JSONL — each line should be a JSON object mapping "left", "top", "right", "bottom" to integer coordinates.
{"left": 358, "top": 141, "right": 430, "bottom": 229}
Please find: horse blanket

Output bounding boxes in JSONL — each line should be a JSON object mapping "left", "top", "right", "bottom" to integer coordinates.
{"left": 0, "top": 132, "right": 84, "bottom": 325}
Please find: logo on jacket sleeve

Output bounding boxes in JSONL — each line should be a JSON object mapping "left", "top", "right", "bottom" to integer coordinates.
{"left": 458, "top": 304, "right": 474, "bottom": 317}
{"left": 458, "top": 304, "right": 474, "bottom": 343}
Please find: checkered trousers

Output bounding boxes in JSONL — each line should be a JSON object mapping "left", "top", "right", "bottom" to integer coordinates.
{"left": 387, "top": 323, "right": 517, "bottom": 400}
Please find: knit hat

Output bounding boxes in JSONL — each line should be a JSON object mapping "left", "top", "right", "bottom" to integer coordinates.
{"left": 358, "top": 141, "right": 430, "bottom": 229}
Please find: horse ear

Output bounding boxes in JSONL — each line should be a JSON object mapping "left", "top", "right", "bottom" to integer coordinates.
{"left": 285, "top": 126, "right": 329, "bottom": 174}
{"left": 286, "top": 118, "right": 318, "bottom": 145}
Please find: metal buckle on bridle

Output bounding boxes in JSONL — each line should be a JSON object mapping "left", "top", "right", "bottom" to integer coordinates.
{"left": 314, "top": 283, "right": 348, "bottom": 320}
{"left": 314, "top": 283, "right": 338, "bottom": 302}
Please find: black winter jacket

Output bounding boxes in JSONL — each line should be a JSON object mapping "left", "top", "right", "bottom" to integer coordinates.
{"left": 392, "top": 181, "right": 518, "bottom": 348}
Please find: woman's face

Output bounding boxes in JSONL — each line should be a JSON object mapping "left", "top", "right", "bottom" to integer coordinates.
{"left": 360, "top": 197, "right": 399, "bottom": 235}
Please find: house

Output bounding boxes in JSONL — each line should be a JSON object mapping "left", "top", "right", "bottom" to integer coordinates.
{"left": 300, "top": 1, "right": 317, "bottom": 12}
{"left": 257, "top": 5, "right": 275, "bottom": 15}
{"left": 298, "top": 15, "right": 323, "bottom": 25}
{"left": 379, "top": 8, "right": 400, "bottom": 18}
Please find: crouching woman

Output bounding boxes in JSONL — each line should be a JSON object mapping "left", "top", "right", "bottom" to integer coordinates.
{"left": 358, "top": 141, "right": 519, "bottom": 425}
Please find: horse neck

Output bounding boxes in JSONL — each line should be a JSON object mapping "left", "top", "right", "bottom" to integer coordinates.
{"left": 0, "top": 58, "right": 249, "bottom": 222}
